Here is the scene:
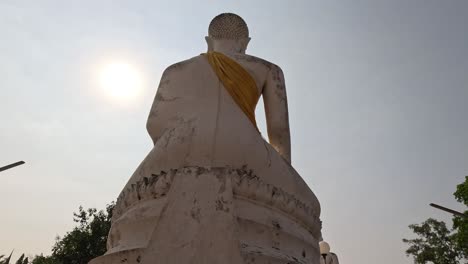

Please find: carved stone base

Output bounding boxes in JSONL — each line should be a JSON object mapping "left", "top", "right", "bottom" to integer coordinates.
{"left": 89, "top": 167, "right": 321, "bottom": 264}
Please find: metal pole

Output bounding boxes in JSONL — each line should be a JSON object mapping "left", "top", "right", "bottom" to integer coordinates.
{"left": 0, "top": 161, "right": 25, "bottom": 172}
{"left": 430, "top": 203, "right": 466, "bottom": 218}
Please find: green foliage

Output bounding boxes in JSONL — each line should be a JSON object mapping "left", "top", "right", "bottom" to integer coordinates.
{"left": 0, "top": 252, "right": 13, "bottom": 264}
{"left": 0, "top": 252, "right": 28, "bottom": 264}
{"left": 1, "top": 202, "right": 115, "bottom": 264}
{"left": 403, "top": 218, "right": 460, "bottom": 264}
{"left": 48, "top": 202, "right": 114, "bottom": 264}
{"left": 14, "top": 254, "right": 28, "bottom": 264}
{"left": 29, "top": 255, "right": 56, "bottom": 264}
{"left": 454, "top": 176, "right": 468, "bottom": 205}
{"left": 403, "top": 177, "right": 468, "bottom": 264}
{"left": 452, "top": 176, "right": 468, "bottom": 258}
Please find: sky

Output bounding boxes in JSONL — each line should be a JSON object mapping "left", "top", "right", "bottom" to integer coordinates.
{"left": 1, "top": 1, "right": 467, "bottom": 263}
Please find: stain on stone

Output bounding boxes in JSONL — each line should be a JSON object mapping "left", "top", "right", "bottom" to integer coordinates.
{"left": 271, "top": 187, "right": 278, "bottom": 198}
{"left": 190, "top": 207, "right": 201, "bottom": 223}
{"left": 136, "top": 255, "right": 141, "bottom": 263}
{"left": 215, "top": 197, "right": 230, "bottom": 212}
{"left": 242, "top": 255, "right": 256, "bottom": 264}
{"left": 155, "top": 92, "right": 180, "bottom": 102}
{"left": 195, "top": 166, "right": 208, "bottom": 175}
{"left": 216, "top": 174, "right": 226, "bottom": 194}
{"left": 233, "top": 54, "right": 274, "bottom": 70}
{"left": 302, "top": 249, "right": 306, "bottom": 258}
{"left": 272, "top": 220, "right": 281, "bottom": 230}
{"left": 273, "top": 240, "right": 280, "bottom": 248}
{"left": 150, "top": 174, "right": 161, "bottom": 185}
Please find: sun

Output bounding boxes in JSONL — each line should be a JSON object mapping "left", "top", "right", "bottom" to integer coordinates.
{"left": 99, "top": 63, "right": 143, "bottom": 102}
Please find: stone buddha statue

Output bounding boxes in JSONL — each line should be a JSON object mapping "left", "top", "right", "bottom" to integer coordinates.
{"left": 90, "top": 13, "right": 322, "bottom": 264}
{"left": 319, "top": 241, "right": 340, "bottom": 264}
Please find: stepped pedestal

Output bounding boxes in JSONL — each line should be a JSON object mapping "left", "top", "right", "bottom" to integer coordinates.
{"left": 89, "top": 167, "right": 321, "bottom": 264}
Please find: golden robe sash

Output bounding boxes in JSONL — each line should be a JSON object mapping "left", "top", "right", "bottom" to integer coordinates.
{"left": 203, "top": 51, "right": 260, "bottom": 131}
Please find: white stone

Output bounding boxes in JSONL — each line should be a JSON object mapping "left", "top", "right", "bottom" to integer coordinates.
{"left": 90, "top": 13, "right": 322, "bottom": 264}
{"left": 319, "top": 241, "right": 339, "bottom": 264}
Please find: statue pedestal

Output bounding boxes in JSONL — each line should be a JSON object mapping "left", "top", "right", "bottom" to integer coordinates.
{"left": 89, "top": 167, "right": 321, "bottom": 264}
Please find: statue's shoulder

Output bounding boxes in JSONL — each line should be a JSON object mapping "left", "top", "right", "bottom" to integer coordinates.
{"left": 232, "top": 54, "right": 281, "bottom": 71}
{"left": 164, "top": 55, "right": 205, "bottom": 75}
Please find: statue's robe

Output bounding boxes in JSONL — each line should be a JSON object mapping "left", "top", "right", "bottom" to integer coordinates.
{"left": 320, "top": 253, "right": 339, "bottom": 264}
{"left": 90, "top": 52, "right": 322, "bottom": 264}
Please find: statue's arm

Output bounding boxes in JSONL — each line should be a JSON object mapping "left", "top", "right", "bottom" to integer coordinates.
{"left": 262, "top": 65, "right": 292, "bottom": 163}
{"left": 146, "top": 70, "right": 170, "bottom": 145}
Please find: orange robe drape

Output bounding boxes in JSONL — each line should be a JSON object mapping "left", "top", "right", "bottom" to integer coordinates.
{"left": 203, "top": 52, "right": 260, "bottom": 132}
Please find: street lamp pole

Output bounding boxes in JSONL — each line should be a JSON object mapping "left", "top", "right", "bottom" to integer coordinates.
{"left": 0, "top": 161, "right": 25, "bottom": 172}
{"left": 430, "top": 203, "right": 466, "bottom": 218}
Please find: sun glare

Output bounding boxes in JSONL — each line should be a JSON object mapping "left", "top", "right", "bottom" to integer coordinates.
{"left": 99, "top": 63, "right": 142, "bottom": 103}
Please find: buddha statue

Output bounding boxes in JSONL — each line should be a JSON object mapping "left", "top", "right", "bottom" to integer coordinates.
{"left": 90, "top": 13, "right": 322, "bottom": 264}
{"left": 319, "top": 241, "right": 340, "bottom": 264}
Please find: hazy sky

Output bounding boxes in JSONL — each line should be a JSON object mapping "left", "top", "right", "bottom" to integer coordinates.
{"left": 1, "top": 1, "right": 467, "bottom": 263}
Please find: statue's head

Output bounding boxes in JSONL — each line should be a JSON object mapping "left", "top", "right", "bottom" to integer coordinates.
{"left": 206, "top": 13, "right": 251, "bottom": 54}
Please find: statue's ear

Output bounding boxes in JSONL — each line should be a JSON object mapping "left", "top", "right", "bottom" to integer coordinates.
{"left": 205, "top": 36, "right": 214, "bottom": 51}
{"left": 240, "top": 37, "right": 251, "bottom": 53}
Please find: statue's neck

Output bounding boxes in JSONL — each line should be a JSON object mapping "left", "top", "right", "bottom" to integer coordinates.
{"left": 209, "top": 42, "right": 245, "bottom": 55}
{"left": 213, "top": 48, "right": 243, "bottom": 55}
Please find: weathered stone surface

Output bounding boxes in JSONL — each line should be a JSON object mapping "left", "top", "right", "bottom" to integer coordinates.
{"left": 90, "top": 13, "right": 322, "bottom": 264}
{"left": 91, "top": 167, "right": 321, "bottom": 264}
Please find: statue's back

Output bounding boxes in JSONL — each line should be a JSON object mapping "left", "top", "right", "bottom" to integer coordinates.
{"left": 89, "top": 13, "right": 322, "bottom": 264}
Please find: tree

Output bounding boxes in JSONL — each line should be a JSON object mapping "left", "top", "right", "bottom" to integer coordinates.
{"left": 14, "top": 254, "right": 28, "bottom": 264}
{"left": 29, "top": 255, "right": 56, "bottom": 264}
{"left": 0, "top": 252, "right": 28, "bottom": 264}
{"left": 28, "top": 202, "right": 114, "bottom": 264}
{"left": 50, "top": 202, "right": 114, "bottom": 264}
{"left": 0, "top": 252, "right": 12, "bottom": 264}
{"left": 403, "top": 177, "right": 467, "bottom": 264}
{"left": 452, "top": 176, "right": 468, "bottom": 259}
{"left": 2, "top": 202, "right": 114, "bottom": 264}
{"left": 403, "top": 218, "right": 460, "bottom": 264}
